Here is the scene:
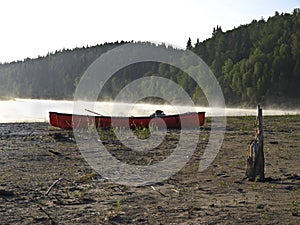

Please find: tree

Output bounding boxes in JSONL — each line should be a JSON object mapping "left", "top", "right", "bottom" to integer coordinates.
{"left": 1, "top": 11, "right": 300, "bottom": 107}
{"left": 186, "top": 37, "right": 192, "bottom": 50}
{"left": 212, "top": 25, "right": 223, "bottom": 37}
{"left": 195, "top": 38, "right": 200, "bottom": 47}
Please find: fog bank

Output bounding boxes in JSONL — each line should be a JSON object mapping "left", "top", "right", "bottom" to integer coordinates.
{"left": 0, "top": 99, "right": 299, "bottom": 123}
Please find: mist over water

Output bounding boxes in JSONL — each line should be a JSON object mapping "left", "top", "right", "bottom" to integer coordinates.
{"left": 0, "top": 99, "right": 299, "bottom": 123}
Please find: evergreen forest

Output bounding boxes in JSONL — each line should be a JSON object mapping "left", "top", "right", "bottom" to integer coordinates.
{"left": 0, "top": 10, "right": 299, "bottom": 107}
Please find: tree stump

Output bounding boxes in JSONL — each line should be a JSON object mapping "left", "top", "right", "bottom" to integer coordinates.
{"left": 245, "top": 105, "right": 265, "bottom": 181}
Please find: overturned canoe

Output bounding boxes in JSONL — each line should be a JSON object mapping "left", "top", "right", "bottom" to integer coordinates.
{"left": 49, "top": 111, "right": 205, "bottom": 129}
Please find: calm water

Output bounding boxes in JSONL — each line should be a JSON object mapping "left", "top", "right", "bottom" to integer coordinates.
{"left": 0, "top": 98, "right": 299, "bottom": 123}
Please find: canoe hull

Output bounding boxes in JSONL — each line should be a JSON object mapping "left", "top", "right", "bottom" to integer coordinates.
{"left": 49, "top": 111, "right": 205, "bottom": 129}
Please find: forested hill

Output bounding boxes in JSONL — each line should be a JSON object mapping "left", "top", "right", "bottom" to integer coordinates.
{"left": 0, "top": 41, "right": 130, "bottom": 99}
{"left": 0, "top": 9, "right": 300, "bottom": 107}
{"left": 192, "top": 9, "right": 300, "bottom": 106}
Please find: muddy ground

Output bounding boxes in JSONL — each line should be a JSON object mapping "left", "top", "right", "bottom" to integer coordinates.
{"left": 0, "top": 115, "right": 299, "bottom": 224}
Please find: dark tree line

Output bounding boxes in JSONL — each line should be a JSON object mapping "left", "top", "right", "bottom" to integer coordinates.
{"left": 192, "top": 9, "right": 300, "bottom": 106}
{"left": 0, "top": 9, "right": 300, "bottom": 107}
{"left": 0, "top": 41, "right": 129, "bottom": 99}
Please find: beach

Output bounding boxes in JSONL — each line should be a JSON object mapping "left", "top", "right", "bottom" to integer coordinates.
{"left": 0, "top": 115, "right": 299, "bottom": 224}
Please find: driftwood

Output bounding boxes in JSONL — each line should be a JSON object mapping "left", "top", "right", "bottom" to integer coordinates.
{"left": 45, "top": 178, "right": 73, "bottom": 196}
{"left": 150, "top": 186, "right": 167, "bottom": 197}
{"left": 38, "top": 205, "right": 56, "bottom": 224}
{"left": 245, "top": 105, "right": 265, "bottom": 181}
{"left": 45, "top": 178, "right": 64, "bottom": 195}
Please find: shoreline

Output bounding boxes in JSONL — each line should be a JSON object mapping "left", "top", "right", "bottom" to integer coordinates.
{"left": 0, "top": 115, "right": 299, "bottom": 224}
{"left": 1, "top": 113, "right": 300, "bottom": 125}
{"left": 1, "top": 99, "right": 300, "bottom": 125}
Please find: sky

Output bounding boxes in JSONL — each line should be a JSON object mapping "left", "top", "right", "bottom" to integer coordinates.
{"left": 0, "top": 0, "right": 299, "bottom": 63}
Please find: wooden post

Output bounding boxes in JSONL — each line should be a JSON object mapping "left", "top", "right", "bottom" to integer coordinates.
{"left": 245, "top": 105, "right": 265, "bottom": 181}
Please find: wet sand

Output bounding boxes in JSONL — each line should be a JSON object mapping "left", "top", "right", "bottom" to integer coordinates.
{"left": 0, "top": 115, "right": 299, "bottom": 224}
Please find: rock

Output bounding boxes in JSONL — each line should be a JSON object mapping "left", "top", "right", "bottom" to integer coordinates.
{"left": 256, "top": 204, "right": 265, "bottom": 209}
{"left": 237, "top": 188, "right": 245, "bottom": 193}
{"left": 0, "top": 189, "right": 14, "bottom": 196}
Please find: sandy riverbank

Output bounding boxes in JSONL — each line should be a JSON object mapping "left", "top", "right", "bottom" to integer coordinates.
{"left": 0, "top": 115, "right": 299, "bottom": 224}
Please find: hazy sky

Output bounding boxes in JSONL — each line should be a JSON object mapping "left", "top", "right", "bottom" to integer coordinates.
{"left": 0, "top": 0, "right": 299, "bottom": 63}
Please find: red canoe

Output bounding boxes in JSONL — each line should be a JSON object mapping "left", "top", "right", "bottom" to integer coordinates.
{"left": 49, "top": 111, "right": 205, "bottom": 129}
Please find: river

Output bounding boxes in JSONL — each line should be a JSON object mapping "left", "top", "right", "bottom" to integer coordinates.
{"left": 0, "top": 98, "right": 299, "bottom": 123}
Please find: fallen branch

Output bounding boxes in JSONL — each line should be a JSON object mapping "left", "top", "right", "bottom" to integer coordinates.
{"left": 45, "top": 177, "right": 75, "bottom": 196}
{"left": 45, "top": 178, "right": 64, "bottom": 196}
{"left": 48, "top": 149, "right": 62, "bottom": 156}
{"left": 151, "top": 186, "right": 167, "bottom": 197}
{"left": 38, "top": 205, "right": 56, "bottom": 224}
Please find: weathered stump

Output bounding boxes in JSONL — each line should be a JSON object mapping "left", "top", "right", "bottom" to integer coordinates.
{"left": 245, "top": 105, "right": 265, "bottom": 181}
